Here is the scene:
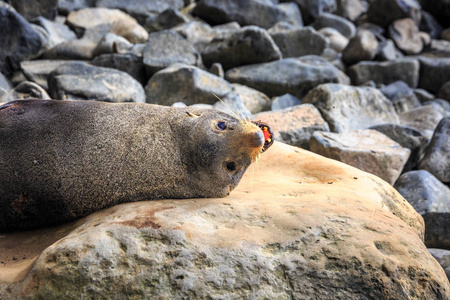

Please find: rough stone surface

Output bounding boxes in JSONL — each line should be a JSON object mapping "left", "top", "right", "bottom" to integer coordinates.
{"left": 335, "top": 0, "right": 368, "bottom": 21}
{"left": 92, "top": 53, "right": 147, "bottom": 86}
{"left": 32, "top": 16, "right": 77, "bottom": 49}
{"left": 201, "top": 26, "right": 282, "bottom": 70}
{"left": 437, "top": 81, "right": 450, "bottom": 101}
{"left": 9, "top": 0, "right": 58, "bottom": 21}
{"left": 173, "top": 21, "right": 216, "bottom": 52}
{"left": 418, "top": 117, "right": 450, "bottom": 182}
{"left": 399, "top": 105, "right": 450, "bottom": 138}
{"left": 231, "top": 84, "right": 271, "bottom": 114}
{"left": 395, "top": 170, "right": 450, "bottom": 215}
{"left": 310, "top": 129, "right": 410, "bottom": 185}
{"left": 313, "top": 12, "right": 356, "bottom": 38}
{"left": 414, "top": 88, "right": 435, "bottom": 103}
{"left": 20, "top": 60, "right": 81, "bottom": 90}
{"left": 92, "top": 33, "right": 134, "bottom": 57}
{"left": 302, "top": 84, "right": 399, "bottom": 133}
{"left": 0, "top": 81, "right": 50, "bottom": 103}
{"left": 376, "top": 39, "right": 404, "bottom": 61}
{"left": 0, "top": 3, "right": 42, "bottom": 76}
{"left": 193, "top": 0, "right": 303, "bottom": 29}
{"left": 0, "top": 72, "right": 12, "bottom": 92}
{"left": 367, "top": 0, "right": 422, "bottom": 27}
{"left": 253, "top": 104, "right": 330, "bottom": 148}
{"left": 48, "top": 62, "right": 145, "bottom": 103}
{"left": 271, "top": 93, "right": 302, "bottom": 111}
{"left": 142, "top": 30, "right": 202, "bottom": 77}
{"left": 370, "top": 124, "right": 429, "bottom": 172}
{"left": 145, "top": 64, "right": 232, "bottom": 106}
{"left": 295, "top": 0, "right": 337, "bottom": 24}
{"left": 318, "top": 27, "right": 349, "bottom": 52}
{"left": 348, "top": 58, "right": 420, "bottom": 87}
{"left": 342, "top": 30, "right": 379, "bottom": 65}
{"left": 389, "top": 18, "right": 423, "bottom": 54}
{"left": 429, "top": 249, "right": 450, "bottom": 280}
{"left": 2, "top": 142, "right": 443, "bottom": 299}
{"left": 269, "top": 26, "right": 328, "bottom": 58}
{"left": 144, "top": 8, "right": 189, "bottom": 33}
{"left": 379, "top": 80, "right": 421, "bottom": 112}
{"left": 225, "top": 56, "right": 343, "bottom": 98}
{"left": 66, "top": 7, "right": 148, "bottom": 43}
{"left": 424, "top": 213, "right": 450, "bottom": 250}
{"left": 419, "top": 57, "right": 450, "bottom": 93}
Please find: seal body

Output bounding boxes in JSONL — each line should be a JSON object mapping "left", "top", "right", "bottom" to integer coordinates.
{"left": 0, "top": 100, "right": 269, "bottom": 230}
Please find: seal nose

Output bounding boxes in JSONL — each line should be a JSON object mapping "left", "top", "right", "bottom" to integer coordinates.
{"left": 248, "top": 130, "right": 265, "bottom": 148}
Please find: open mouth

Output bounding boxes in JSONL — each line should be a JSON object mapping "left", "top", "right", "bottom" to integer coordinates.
{"left": 252, "top": 120, "right": 274, "bottom": 152}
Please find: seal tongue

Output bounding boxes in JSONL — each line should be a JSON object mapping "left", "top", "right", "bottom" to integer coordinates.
{"left": 251, "top": 121, "right": 274, "bottom": 152}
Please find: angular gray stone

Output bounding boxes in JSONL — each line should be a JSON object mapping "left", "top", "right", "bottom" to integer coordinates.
{"left": 342, "top": 30, "right": 378, "bottom": 65}
{"left": 399, "top": 105, "right": 450, "bottom": 138}
{"left": 318, "top": 27, "right": 349, "bottom": 52}
{"left": 414, "top": 88, "right": 435, "bottom": 103}
{"left": 202, "top": 26, "right": 281, "bottom": 70}
{"left": 302, "top": 84, "right": 399, "bottom": 133}
{"left": 0, "top": 72, "right": 12, "bottom": 92}
{"left": 269, "top": 26, "right": 328, "bottom": 58}
{"left": 437, "top": 81, "right": 450, "bottom": 101}
{"left": 231, "top": 84, "right": 271, "bottom": 114}
{"left": 0, "top": 81, "right": 51, "bottom": 103}
{"left": 423, "top": 99, "right": 450, "bottom": 112}
{"left": 424, "top": 213, "right": 450, "bottom": 249}
{"left": 313, "top": 12, "right": 356, "bottom": 38}
{"left": 144, "top": 8, "right": 189, "bottom": 33}
{"left": 48, "top": 62, "right": 145, "bottom": 103}
{"left": 91, "top": 33, "right": 134, "bottom": 57}
{"left": 376, "top": 39, "right": 404, "bottom": 61}
{"left": 253, "top": 104, "right": 330, "bottom": 148}
{"left": 428, "top": 249, "right": 450, "bottom": 280}
{"left": 212, "top": 91, "right": 251, "bottom": 120}
{"left": 32, "top": 16, "right": 77, "bottom": 49}
{"left": 225, "top": 56, "right": 343, "bottom": 98}
{"left": 145, "top": 64, "right": 232, "bottom": 105}
{"left": 310, "top": 129, "right": 411, "bottom": 185}
{"left": 367, "top": 0, "right": 422, "bottom": 27}
{"left": 294, "top": 0, "right": 337, "bottom": 24}
{"left": 209, "top": 63, "right": 224, "bottom": 78}
{"left": 395, "top": 170, "right": 450, "bottom": 215}
{"left": 58, "top": 0, "right": 95, "bottom": 15}
{"left": 419, "top": 57, "right": 450, "bottom": 93}
{"left": 0, "top": 3, "right": 42, "bottom": 76}
{"left": 20, "top": 60, "right": 82, "bottom": 90}
{"left": 9, "top": 0, "right": 58, "bottom": 21}
{"left": 143, "top": 30, "right": 202, "bottom": 77}
{"left": 335, "top": 0, "right": 368, "bottom": 21}
{"left": 271, "top": 93, "right": 301, "bottom": 111}
{"left": 418, "top": 117, "right": 450, "bottom": 182}
{"left": 380, "top": 80, "right": 421, "bottom": 113}
{"left": 193, "top": 0, "right": 303, "bottom": 29}
{"left": 95, "top": 0, "right": 184, "bottom": 25}
{"left": 370, "top": 124, "right": 429, "bottom": 172}
{"left": 92, "top": 53, "right": 147, "bottom": 86}
{"left": 348, "top": 58, "right": 420, "bottom": 87}
{"left": 173, "top": 21, "right": 216, "bottom": 52}
{"left": 389, "top": 18, "right": 423, "bottom": 55}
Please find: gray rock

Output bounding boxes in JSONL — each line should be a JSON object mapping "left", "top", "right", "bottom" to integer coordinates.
{"left": 193, "top": 0, "right": 302, "bottom": 29}
{"left": 144, "top": 8, "right": 189, "bottom": 33}
{"left": 414, "top": 88, "right": 435, "bottom": 103}
{"left": 20, "top": 60, "right": 82, "bottom": 89}
{"left": 370, "top": 124, "right": 428, "bottom": 171}
{"left": 0, "top": 72, "right": 12, "bottom": 92}
{"left": 437, "top": 81, "right": 450, "bottom": 101}
{"left": 212, "top": 91, "right": 251, "bottom": 120}
{"left": 310, "top": 129, "right": 410, "bottom": 185}
{"left": 348, "top": 58, "right": 420, "bottom": 87}
{"left": 269, "top": 26, "right": 328, "bottom": 57}
{"left": 389, "top": 18, "right": 423, "bottom": 54}
{"left": 418, "top": 117, "right": 450, "bottom": 182}
{"left": 231, "top": 84, "right": 271, "bottom": 114}
{"left": 48, "top": 62, "right": 145, "bottom": 103}
{"left": 32, "top": 16, "right": 77, "bottom": 49}
{"left": 271, "top": 93, "right": 301, "bottom": 111}
{"left": 0, "top": 3, "right": 42, "bottom": 76}
{"left": 142, "top": 30, "right": 202, "bottom": 77}
{"left": 253, "top": 104, "right": 330, "bottom": 148}
{"left": 335, "top": 0, "right": 368, "bottom": 22}
{"left": 209, "top": 63, "right": 224, "bottom": 78}
{"left": 8, "top": 0, "right": 58, "bottom": 21}
{"left": 92, "top": 33, "right": 134, "bottom": 57}
{"left": 424, "top": 213, "right": 450, "bottom": 249}
{"left": 92, "top": 53, "right": 147, "bottom": 85}
{"left": 202, "top": 26, "right": 281, "bottom": 70}
{"left": 313, "top": 12, "right": 356, "bottom": 38}
{"left": 225, "top": 56, "right": 343, "bottom": 98}
{"left": 342, "top": 30, "right": 378, "bottom": 65}
{"left": 58, "top": 0, "right": 95, "bottom": 15}
{"left": 173, "top": 21, "right": 216, "bottom": 52}
{"left": 145, "top": 64, "right": 232, "bottom": 105}
{"left": 399, "top": 105, "right": 450, "bottom": 138}
{"left": 394, "top": 170, "right": 450, "bottom": 215}
{"left": 302, "top": 84, "right": 399, "bottom": 133}
{"left": 428, "top": 249, "right": 450, "bottom": 280}
{"left": 367, "top": 0, "right": 422, "bottom": 27}
{"left": 419, "top": 57, "right": 450, "bottom": 93}
{"left": 95, "top": 0, "right": 184, "bottom": 25}
{"left": 380, "top": 80, "right": 421, "bottom": 113}
{"left": 318, "top": 27, "right": 349, "bottom": 52}
{"left": 423, "top": 99, "right": 450, "bottom": 112}
{"left": 376, "top": 39, "right": 404, "bottom": 61}
{"left": 419, "top": 11, "right": 443, "bottom": 39}
{"left": 213, "top": 22, "right": 241, "bottom": 31}
{"left": 294, "top": 0, "right": 337, "bottom": 24}
{"left": 0, "top": 81, "right": 51, "bottom": 103}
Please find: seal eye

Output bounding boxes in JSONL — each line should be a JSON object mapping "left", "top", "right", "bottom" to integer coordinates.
{"left": 216, "top": 121, "right": 227, "bottom": 131}
{"left": 226, "top": 162, "right": 236, "bottom": 171}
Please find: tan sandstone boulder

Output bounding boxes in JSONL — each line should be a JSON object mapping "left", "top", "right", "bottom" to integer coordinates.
{"left": 0, "top": 142, "right": 448, "bottom": 299}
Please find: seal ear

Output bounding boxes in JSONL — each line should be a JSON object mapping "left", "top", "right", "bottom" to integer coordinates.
{"left": 186, "top": 111, "right": 201, "bottom": 118}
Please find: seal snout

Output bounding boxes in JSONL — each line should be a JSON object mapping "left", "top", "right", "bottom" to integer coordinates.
{"left": 248, "top": 130, "right": 265, "bottom": 148}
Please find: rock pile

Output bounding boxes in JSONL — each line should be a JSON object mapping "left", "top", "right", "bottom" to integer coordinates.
{"left": 0, "top": 0, "right": 449, "bottom": 298}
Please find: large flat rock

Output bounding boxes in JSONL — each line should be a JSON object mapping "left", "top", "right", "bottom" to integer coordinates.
{"left": 1, "top": 142, "right": 448, "bottom": 299}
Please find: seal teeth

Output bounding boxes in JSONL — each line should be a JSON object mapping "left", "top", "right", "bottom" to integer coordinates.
{"left": 251, "top": 120, "right": 274, "bottom": 153}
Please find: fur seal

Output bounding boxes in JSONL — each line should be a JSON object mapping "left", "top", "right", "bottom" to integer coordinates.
{"left": 0, "top": 100, "right": 273, "bottom": 231}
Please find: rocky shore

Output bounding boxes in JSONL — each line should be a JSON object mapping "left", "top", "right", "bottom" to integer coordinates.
{"left": 0, "top": 0, "right": 449, "bottom": 298}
